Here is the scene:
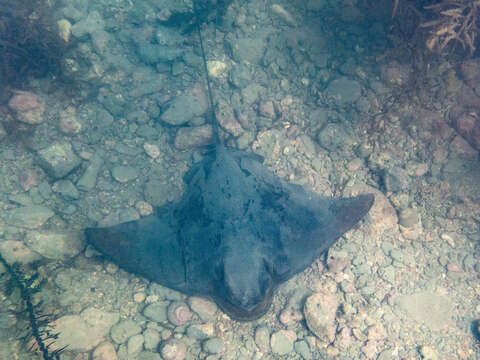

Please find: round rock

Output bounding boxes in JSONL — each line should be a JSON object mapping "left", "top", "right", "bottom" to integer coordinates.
{"left": 304, "top": 292, "right": 339, "bottom": 343}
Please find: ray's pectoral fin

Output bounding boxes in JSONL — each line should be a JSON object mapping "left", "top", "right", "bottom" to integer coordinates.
{"left": 274, "top": 191, "right": 375, "bottom": 280}
{"left": 85, "top": 206, "right": 186, "bottom": 291}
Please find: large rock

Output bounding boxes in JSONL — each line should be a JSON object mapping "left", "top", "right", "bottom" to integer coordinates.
{"left": 24, "top": 230, "right": 85, "bottom": 260}
{"left": 4, "top": 205, "right": 54, "bottom": 229}
{"left": 52, "top": 308, "right": 119, "bottom": 352}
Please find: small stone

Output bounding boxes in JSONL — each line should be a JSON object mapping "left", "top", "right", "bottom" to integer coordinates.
{"left": 18, "top": 168, "right": 43, "bottom": 191}
{"left": 52, "top": 308, "right": 119, "bottom": 352}
{"left": 254, "top": 326, "right": 270, "bottom": 353}
{"left": 174, "top": 124, "right": 213, "bottom": 150}
{"left": 135, "top": 201, "right": 153, "bottom": 216}
{"left": 304, "top": 292, "right": 338, "bottom": 343}
{"left": 279, "top": 307, "right": 303, "bottom": 325}
{"left": 52, "top": 179, "right": 80, "bottom": 200}
{"left": 59, "top": 106, "right": 82, "bottom": 134}
{"left": 161, "top": 339, "right": 187, "bottom": 360}
{"left": 143, "top": 329, "right": 161, "bottom": 351}
{"left": 143, "top": 302, "right": 168, "bottom": 323}
{"left": 446, "top": 263, "right": 462, "bottom": 272}
{"left": 0, "top": 240, "right": 42, "bottom": 264}
{"left": 37, "top": 142, "right": 82, "bottom": 179}
{"left": 207, "top": 60, "right": 228, "bottom": 78}
{"left": 111, "top": 166, "right": 138, "bottom": 183}
{"left": 127, "top": 334, "right": 144, "bottom": 354}
{"left": 8, "top": 90, "right": 46, "bottom": 124}
{"left": 203, "top": 337, "right": 225, "bottom": 354}
{"left": 186, "top": 323, "right": 214, "bottom": 340}
{"left": 144, "top": 143, "right": 161, "bottom": 158}
{"left": 294, "top": 340, "right": 312, "bottom": 359}
{"left": 57, "top": 19, "right": 72, "bottom": 43}
{"left": 418, "top": 345, "right": 438, "bottom": 360}
{"left": 167, "top": 301, "right": 192, "bottom": 326}
{"left": 92, "top": 342, "right": 117, "bottom": 360}
{"left": 24, "top": 230, "right": 85, "bottom": 260}
{"left": 187, "top": 296, "right": 217, "bottom": 321}
{"left": 133, "top": 292, "right": 146, "bottom": 303}
{"left": 259, "top": 101, "right": 276, "bottom": 118}
{"left": 110, "top": 319, "right": 142, "bottom": 344}
{"left": 270, "top": 330, "right": 296, "bottom": 355}
{"left": 398, "top": 208, "right": 419, "bottom": 228}
{"left": 4, "top": 205, "right": 54, "bottom": 229}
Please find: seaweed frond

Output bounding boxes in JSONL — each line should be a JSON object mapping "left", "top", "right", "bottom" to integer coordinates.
{"left": 0, "top": 253, "right": 64, "bottom": 360}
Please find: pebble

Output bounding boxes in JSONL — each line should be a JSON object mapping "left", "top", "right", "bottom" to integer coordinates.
{"left": 186, "top": 323, "right": 214, "bottom": 340}
{"left": 279, "top": 307, "right": 303, "bottom": 325}
{"left": 270, "top": 329, "right": 296, "bottom": 355}
{"left": 167, "top": 301, "right": 192, "bottom": 326}
{"left": 127, "top": 334, "right": 144, "bottom": 354}
{"left": 53, "top": 307, "right": 119, "bottom": 352}
{"left": 18, "top": 168, "right": 43, "bottom": 191}
{"left": 294, "top": 340, "right": 312, "bottom": 359}
{"left": 111, "top": 166, "right": 138, "bottom": 183}
{"left": 8, "top": 90, "right": 46, "bottom": 124}
{"left": 24, "top": 230, "right": 85, "bottom": 260}
{"left": 418, "top": 345, "right": 438, "bottom": 360}
{"left": 187, "top": 296, "right": 217, "bottom": 321}
{"left": 92, "top": 342, "right": 117, "bottom": 360}
{"left": 203, "top": 337, "right": 225, "bottom": 354}
{"left": 207, "top": 60, "right": 228, "bottom": 78}
{"left": 161, "top": 339, "right": 187, "bottom": 360}
{"left": 143, "top": 302, "right": 168, "bottom": 323}
{"left": 254, "top": 326, "right": 270, "bottom": 353}
{"left": 37, "top": 142, "right": 82, "bottom": 179}
{"left": 52, "top": 179, "right": 80, "bottom": 200}
{"left": 144, "top": 143, "right": 161, "bottom": 158}
{"left": 4, "top": 205, "right": 54, "bottom": 229}
{"left": 304, "top": 292, "right": 338, "bottom": 343}
{"left": 77, "top": 152, "right": 104, "bottom": 191}
{"left": 446, "top": 263, "right": 462, "bottom": 272}
{"left": 110, "top": 319, "right": 142, "bottom": 344}
{"left": 133, "top": 292, "right": 146, "bottom": 303}
{"left": 57, "top": 19, "right": 72, "bottom": 43}
{"left": 174, "top": 124, "right": 213, "bottom": 150}
{"left": 59, "top": 106, "right": 82, "bottom": 134}
{"left": 143, "top": 328, "right": 161, "bottom": 350}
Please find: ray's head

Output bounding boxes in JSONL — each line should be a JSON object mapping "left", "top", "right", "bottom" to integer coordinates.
{"left": 213, "top": 234, "right": 275, "bottom": 321}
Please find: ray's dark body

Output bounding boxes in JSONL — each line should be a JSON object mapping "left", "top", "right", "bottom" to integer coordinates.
{"left": 85, "top": 0, "right": 374, "bottom": 321}
{"left": 86, "top": 144, "right": 373, "bottom": 320}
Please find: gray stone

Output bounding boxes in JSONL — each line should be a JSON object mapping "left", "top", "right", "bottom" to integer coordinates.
{"left": 394, "top": 292, "right": 454, "bottom": 331}
{"left": 294, "top": 340, "right": 312, "bottom": 359}
{"left": 24, "top": 230, "right": 85, "bottom": 260}
{"left": 127, "top": 334, "right": 144, "bottom": 354}
{"left": 143, "top": 302, "right": 168, "bottom": 323}
{"left": 4, "top": 205, "right": 54, "bottom": 229}
{"left": 270, "top": 330, "right": 296, "bottom": 356}
{"left": 52, "top": 307, "right": 119, "bottom": 352}
{"left": 161, "top": 339, "right": 187, "bottom": 360}
{"left": 52, "top": 180, "right": 80, "bottom": 200}
{"left": 77, "top": 152, "right": 104, "bottom": 191}
{"left": 161, "top": 85, "right": 208, "bottom": 126}
{"left": 203, "top": 337, "right": 225, "bottom": 354}
{"left": 317, "top": 123, "right": 353, "bottom": 152}
{"left": 325, "top": 77, "right": 362, "bottom": 106}
{"left": 186, "top": 324, "right": 214, "bottom": 340}
{"left": 110, "top": 319, "right": 142, "bottom": 344}
{"left": 187, "top": 296, "right": 217, "bottom": 321}
{"left": 37, "top": 142, "right": 81, "bottom": 179}
{"left": 304, "top": 293, "right": 338, "bottom": 342}
{"left": 228, "top": 36, "right": 266, "bottom": 64}
{"left": 111, "top": 166, "right": 138, "bottom": 183}
{"left": 143, "top": 329, "right": 160, "bottom": 351}
{"left": 254, "top": 326, "right": 270, "bottom": 353}
{"left": 174, "top": 125, "right": 213, "bottom": 150}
